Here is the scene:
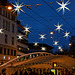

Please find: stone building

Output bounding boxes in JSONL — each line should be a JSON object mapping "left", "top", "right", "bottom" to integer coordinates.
{"left": 0, "top": 0, "right": 17, "bottom": 64}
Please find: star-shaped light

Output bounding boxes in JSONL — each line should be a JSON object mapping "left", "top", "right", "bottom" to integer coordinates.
{"left": 11, "top": 1, "right": 25, "bottom": 14}
{"left": 54, "top": 22, "right": 63, "bottom": 33}
{"left": 33, "top": 42, "right": 39, "bottom": 46}
{"left": 0, "top": 29, "right": 4, "bottom": 34}
{"left": 63, "top": 31, "right": 70, "bottom": 38}
{"left": 53, "top": 41, "right": 59, "bottom": 45}
{"left": 59, "top": 48, "right": 63, "bottom": 52}
{"left": 56, "top": 0, "right": 71, "bottom": 15}
{"left": 39, "top": 34, "right": 46, "bottom": 41}
{"left": 41, "top": 47, "right": 46, "bottom": 51}
{"left": 17, "top": 34, "right": 23, "bottom": 39}
{"left": 58, "top": 46, "right": 62, "bottom": 50}
{"left": 23, "top": 25, "right": 31, "bottom": 34}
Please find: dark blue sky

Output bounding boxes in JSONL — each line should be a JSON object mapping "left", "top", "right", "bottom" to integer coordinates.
{"left": 9, "top": 0, "right": 75, "bottom": 52}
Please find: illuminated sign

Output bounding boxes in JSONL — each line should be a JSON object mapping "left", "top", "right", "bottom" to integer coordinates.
{"left": 3, "top": 56, "right": 10, "bottom": 60}
{"left": 51, "top": 69, "right": 55, "bottom": 74}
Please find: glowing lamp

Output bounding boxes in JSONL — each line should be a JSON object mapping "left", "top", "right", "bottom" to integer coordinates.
{"left": 69, "top": 43, "right": 72, "bottom": 46}
{"left": 41, "top": 47, "right": 46, "bottom": 51}
{"left": 33, "top": 42, "right": 39, "bottom": 46}
{"left": 54, "top": 63, "right": 57, "bottom": 67}
{"left": 8, "top": 6, "right": 13, "bottom": 10}
{"left": 50, "top": 32, "right": 54, "bottom": 35}
{"left": 53, "top": 62, "right": 57, "bottom": 67}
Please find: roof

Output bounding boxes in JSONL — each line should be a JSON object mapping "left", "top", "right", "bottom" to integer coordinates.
{"left": 28, "top": 43, "right": 53, "bottom": 50}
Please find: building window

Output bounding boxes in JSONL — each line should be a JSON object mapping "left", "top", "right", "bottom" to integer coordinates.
{"left": 12, "top": 24, "right": 14, "bottom": 33}
{"left": 12, "top": 37, "right": 14, "bottom": 45}
{"left": 3, "top": 19, "right": 6, "bottom": 29}
{"left": 0, "top": 7, "right": 2, "bottom": 15}
{"left": 11, "top": 49, "right": 13, "bottom": 55}
{"left": 5, "top": 34, "right": 8, "bottom": 43}
{"left": 14, "top": 50, "right": 16, "bottom": 56}
{"left": 4, "top": 48, "right": 6, "bottom": 54}
{"left": 11, "top": 15, "right": 16, "bottom": 21}
{"left": 3, "top": 9, "right": 6, "bottom": 16}
{"left": 8, "top": 22, "right": 10, "bottom": 31}
{"left": 3, "top": 20, "right": 10, "bottom": 31}
{"left": 7, "top": 49, "right": 10, "bottom": 55}
{"left": 0, "top": 47, "right": 2, "bottom": 54}
{"left": 6, "top": 11, "right": 8, "bottom": 17}
{"left": 6, "top": 21, "right": 8, "bottom": 30}
{"left": 8, "top": 12, "right": 10, "bottom": 19}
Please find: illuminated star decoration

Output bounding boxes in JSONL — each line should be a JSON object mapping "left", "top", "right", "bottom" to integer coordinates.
{"left": 0, "top": 29, "right": 4, "bottom": 34}
{"left": 56, "top": 0, "right": 71, "bottom": 15}
{"left": 23, "top": 25, "right": 31, "bottom": 35}
{"left": 54, "top": 22, "right": 63, "bottom": 33}
{"left": 33, "top": 42, "right": 39, "bottom": 46}
{"left": 58, "top": 46, "right": 62, "bottom": 50}
{"left": 17, "top": 34, "right": 23, "bottom": 39}
{"left": 39, "top": 34, "right": 46, "bottom": 41}
{"left": 63, "top": 31, "right": 70, "bottom": 38}
{"left": 53, "top": 41, "right": 59, "bottom": 45}
{"left": 41, "top": 47, "right": 46, "bottom": 51}
{"left": 11, "top": 1, "right": 25, "bottom": 14}
{"left": 60, "top": 48, "right": 63, "bottom": 52}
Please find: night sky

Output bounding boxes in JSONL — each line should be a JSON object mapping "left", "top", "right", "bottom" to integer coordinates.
{"left": 8, "top": 0, "right": 75, "bottom": 52}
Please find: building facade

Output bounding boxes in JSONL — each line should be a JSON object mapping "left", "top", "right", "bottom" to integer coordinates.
{"left": 0, "top": 0, "right": 17, "bottom": 64}
{"left": 28, "top": 43, "right": 53, "bottom": 53}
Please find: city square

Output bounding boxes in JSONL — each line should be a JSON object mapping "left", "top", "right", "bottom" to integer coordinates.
{"left": 0, "top": 0, "right": 75, "bottom": 75}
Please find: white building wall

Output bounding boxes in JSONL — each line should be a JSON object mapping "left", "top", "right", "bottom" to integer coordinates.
{"left": 0, "top": 15, "right": 17, "bottom": 48}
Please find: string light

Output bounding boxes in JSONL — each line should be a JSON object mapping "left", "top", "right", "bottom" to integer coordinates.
{"left": 39, "top": 34, "right": 46, "bottom": 41}
{"left": 17, "top": 34, "right": 23, "bottom": 39}
{"left": 53, "top": 41, "right": 59, "bottom": 45}
{"left": 56, "top": 0, "right": 71, "bottom": 15}
{"left": 69, "top": 43, "right": 71, "bottom": 46}
{"left": 23, "top": 25, "right": 31, "bottom": 35}
{"left": 59, "top": 48, "right": 63, "bottom": 52}
{"left": 41, "top": 47, "right": 46, "bottom": 51}
{"left": 33, "top": 42, "right": 39, "bottom": 46}
{"left": 54, "top": 22, "right": 63, "bottom": 33}
{"left": 58, "top": 46, "right": 62, "bottom": 50}
{"left": 11, "top": 1, "right": 25, "bottom": 14}
{"left": 50, "top": 32, "right": 54, "bottom": 35}
{"left": 63, "top": 31, "right": 70, "bottom": 38}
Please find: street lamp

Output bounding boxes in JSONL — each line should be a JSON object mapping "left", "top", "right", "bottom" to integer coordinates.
{"left": 7, "top": 6, "right": 13, "bottom": 10}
